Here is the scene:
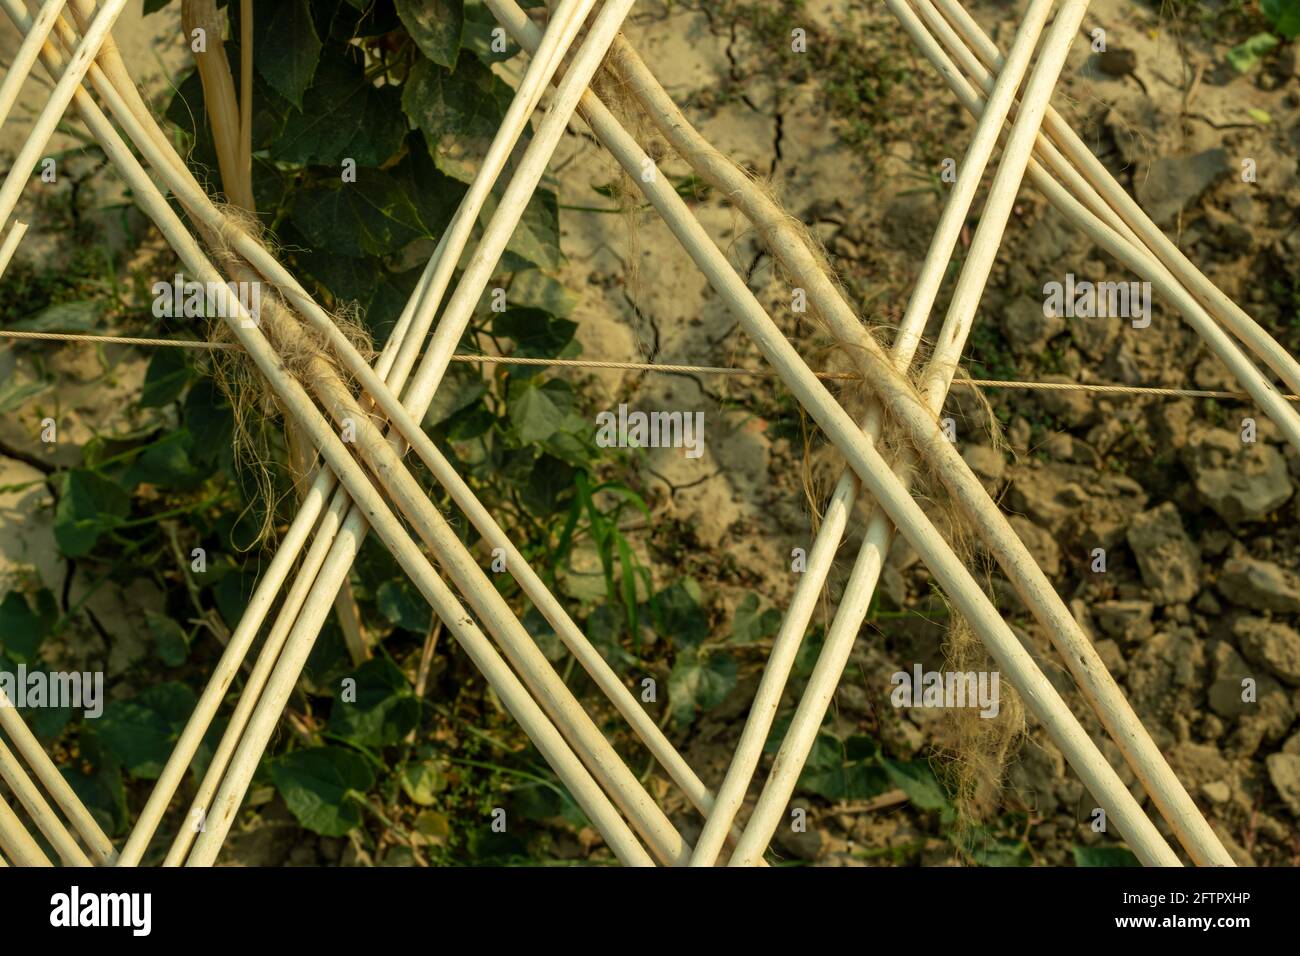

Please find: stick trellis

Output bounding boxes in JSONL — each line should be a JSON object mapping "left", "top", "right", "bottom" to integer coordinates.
{"left": 0, "top": 0, "right": 1273, "bottom": 866}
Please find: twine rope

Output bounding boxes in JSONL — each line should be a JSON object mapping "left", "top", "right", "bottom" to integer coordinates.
{"left": 0, "top": 327, "right": 1290, "bottom": 401}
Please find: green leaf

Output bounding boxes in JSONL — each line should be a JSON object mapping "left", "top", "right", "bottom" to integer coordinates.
{"left": 400, "top": 759, "right": 446, "bottom": 806}
{"left": 123, "top": 430, "right": 202, "bottom": 490}
{"left": 462, "top": 0, "right": 520, "bottom": 63}
{"left": 140, "top": 348, "right": 192, "bottom": 408}
{"left": 253, "top": 0, "right": 322, "bottom": 108}
{"left": 970, "top": 837, "right": 1031, "bottom": 867}
{"left": 402, "top": 52, "right": 513, "bottom": 183}
{"left": 799, "top": 761, "right": 891, "bottom": 801}
{"left": 668, "top": 649, "right": 736, "bottom": 726}
{"left": 509, "top": 378, "right": 573, "bottom": 444}
{"left": 653, "top": 578, "right": 709, "bottom": 649}
{"left": 270, "top": 746, "right": 375, "bottom": 836}
{"left": 519, "top": 454, "right": 575, "bottom": 515}
{"left": 1263, "top": 0, "right": 1300, "bottom": 38}
{"left": 882, "top": 758, "right": 952, "bottom": 814}
{"left": 391, "top": 133, "right": 468, "bottom": 239}
{"left": 508, "top": 269, "right": 579, "bottom": 318}
{"left": 146, "top": 611, "right": 189, "bottom": 667}
{"left": 271, "top": 51, "right": 407, "bottom": 167}
{"left": 97, "top": 683, "right": 198, "bottom": 779}
{"left": 522, "top": 606, "right": 565, "bottom": 662}
{"left": 483, "top": 185, "right": 563, "bottom": 271}
{"left": 492, "top": 308, "right": 577, "bottom": 359}
{"left": 0, "top": 589, "right": 57, "bottom": 662}
{"left": 292, "top": 173, "right": 427, "bottom": 257}
{"left": 1071, "top": 845, "right": 1141, "bottom": 867}
{"left": 730, "top": 592, "right": 781, "bottom": 643}
{"left": 396, "top": 0, "right": 464, "bottom": 67}
{"left": 53, "top": 470, "right": 130, "bottom": 558}
{"left": 13, "top": 300, "right": 99, "bottom": 332}
{"left": 329, "top": 656, "right": 420, "bottom": 747}
{"left": 376, "top": 579, "right": 433, "bottom": 633}
{"left": 1225, "top": 32, "right": 1279, "bottom": 73}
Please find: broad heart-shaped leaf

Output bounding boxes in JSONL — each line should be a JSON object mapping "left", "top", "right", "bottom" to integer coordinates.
{"left": 482, "top": 183, "right": 563, "bottom": 271}
{"left": 53, "top": 470, "right": 131, "bottom": 558}
{"left": 253, "top": 0, "right": 322, "bottom": 108}
{"left": 1263, "top": 0, "right": 1300, "bottom": 38}
{"left": 1071, "top": 845, "right": 1141, "bottom": 867}
{"left": 123, "top": 429, "right": 203, "bottom": 491}
{"left": 391, "top": 132, "right": 468, "bottom": 240}
{"left": 329, "top": 656, "right": 420, "bottom": 747}
{"left": 139, "top": 348, "right": 191, "bottom": 408}
{"left": 396, "top": 0, "right": 464, "bottom": 67}
{"left": 651, "top": 578, "right": 709, "bottom": 649}
{"left": 0, "top": 589, "right": 57, "bottom": 663}
{"left": 509, "top": 378, "right": 574, "bottom": 444}
{"left": 491, "top": 308, "right": 577, "bottom": 358}
{"left": 271, "top": 49, "right": 407, "bottom": 168}
{"left": 730, "top": 592, "right": 781, "bottom": 643}
{"left": 291, "top": 172, "right": 427, "bottom": 257}
{"left": 402, "top": 52, "right": 513, "bottom": 183}
{"left": 376, "top": 579, "right": 434, "bottom": 633}
{"left": 145, "top": 611, "right": 189, "bottom": 667}
{"left": 97, "top": 683, "right": 198, "bottom": 780}
{"left": 668, "top": 649, "right": 737, "bottom": 727}
{"left": 882, "top": 758, "right": 952, "bottom": 816}
{"left": 270, "top": 746, "right": 375, "bottom": 836}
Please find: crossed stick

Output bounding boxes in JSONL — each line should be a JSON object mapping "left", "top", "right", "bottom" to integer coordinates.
{"left": 0, "top": 0, "right": 1283, "bottom": 866}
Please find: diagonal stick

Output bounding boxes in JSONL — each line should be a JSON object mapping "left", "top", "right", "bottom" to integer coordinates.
{"left": 5, "top": 0, "right": 657, "bottom": 867}
{"left": 688, "top": 0, "right": 1054, "bottom": 866}
{"left": 0, "top": 0, "right": 127, "bottom": 229}
{"left": 0, "top": 733, "right": 91, "bottom": 865}
{"left": 607, "top": 0, "right": 1235, "bottom": 865}
{"left": 901, "top": 0, "right": 1300, "bottom": 454}
{"left": 485, "top": 0, "right": 1180, "bottom": 867}
{"left": 0, "top": 791, "right": 50, "bottom": 866}
{"left": 0, "top": 0, "right": 65, "bottom": 129}
{"left": 930, "top": 0, "right": 1300, "bottom": 399}
{"left": 0, "top": 689, "right": 114, "bottom": 862}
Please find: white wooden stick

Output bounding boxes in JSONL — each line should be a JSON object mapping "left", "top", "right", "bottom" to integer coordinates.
{"left": 902, "top": 0, "right": 1300, "bottom": 455}
{"left": 0, "top": 0, "right": 127, "bottom": 229}
{"left": 931, "top": 0, "right": 1300, "bottom": 399}
{"left": 0, "top": 792, "right": 50, "bottom": 866}
{"left": 487, "top": 0, "right": 1180, "bottom": 868}
{"left": 609, "top": 0, "right": 1232, "bottom": 866}
{"left": 109, "top": 0, "right": 603, "bottom": 866}
{"left": 0, "top": 689, "right": 113, "bottom": 863}
{"left": 0, "top": 0, "right": 64, "bottom": 129}
{"left": 0, "top": 220, "right": 28, "bottom": 277}
{"left": 689, "top": 0, "right": 1055, "bottom": 866}
{"left": 0, "top": 734, "right": 91, "bottom": 865}
{"left": 5, "top": 7, "right": 657, "bottom": 867}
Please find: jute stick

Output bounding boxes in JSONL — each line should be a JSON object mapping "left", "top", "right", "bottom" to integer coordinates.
{"left": 486, "top": 0, "right": 1180, "bottom": 867}
{"left": 0, "top": 0, "right": 64, "bottom": 128}
{"left": 161, "top": 1, "right": 689, "bottom": 866}
{"left": 902, "top": 0, "right": 1300, "bottom": 454}
{"left": 0, "top": 0, "right": 127, "bottom": 229}
{"left": 10, "top": 6, "right": 657, "bottom": 867}
{"left": 0, "top": 689, "right": 113, "bottom": 862}
{"left": 0, "top": 792, "right": 50, "bottom": 866}
{"left": 931, "top": 0, "right": 1300, "bottom": 399}
{"left": 688, "top": 0, "right": 1055, "bottom": 866}
{"left": 104, "top": 0, "right": 607, "bottom": 866}
{"left": 0, "top": 734, "right": 91, "bottom": 865}
{"left": 0, "top": 220, "right": 28, "bottom": 277}
{"left": 610, "top": 0, "right": 1230, "bottom": 865}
